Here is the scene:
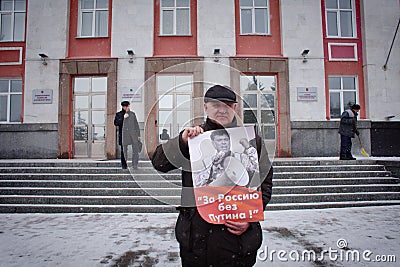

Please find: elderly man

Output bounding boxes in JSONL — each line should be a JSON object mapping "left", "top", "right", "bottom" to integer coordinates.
{"left": 114, "top": 101, "right": 141, "bottom": 169}
{"left": 151, "top": 84, "right": 273, "bottom": 266}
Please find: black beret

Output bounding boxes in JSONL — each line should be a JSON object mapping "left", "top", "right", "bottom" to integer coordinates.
{"left": 204, "top": 85, "right": 237, "bottom": 103}
{"left": 121, "top": 101, "right": 130, "bottom": 107}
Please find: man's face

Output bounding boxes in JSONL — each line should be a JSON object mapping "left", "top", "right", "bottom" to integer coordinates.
{"left": 122, "top": 105, "right": 130, "bottom": 112}
{"left": 212, "top": 134, "right": 230, "bottom": 152}
{"left": 204, "top": 101, "right": 237, "bottom": 126}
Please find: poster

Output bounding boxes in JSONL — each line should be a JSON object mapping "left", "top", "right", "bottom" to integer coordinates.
{"left": 188, "top": 126, "right": 264, "bottom": 224}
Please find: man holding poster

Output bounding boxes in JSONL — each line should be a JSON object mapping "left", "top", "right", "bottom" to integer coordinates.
{"left": 151, "top": 84, "right": 273, "bottom": 266}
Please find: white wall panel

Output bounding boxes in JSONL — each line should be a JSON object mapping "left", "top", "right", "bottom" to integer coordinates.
{"left": 111, "top": 0, "right": 153, "bottom": 58}
{"left": 112, "top": 0, "right": 154, "bottom": 122}
{"left": 281, "top": 0, "right": 326, "bottom": 121}
{"left": 197, "top": 0, "right": 235, "bottom": 58}
{"left": 116, "top": 58, "right": 146, "bottom": 122}
{"left": 24, "top": 0, "right": 69, "bottom": 123}
{"left": 362, "top": 0, "right": 400, "bottom": 121}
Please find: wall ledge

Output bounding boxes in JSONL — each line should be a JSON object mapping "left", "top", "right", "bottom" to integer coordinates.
{"left": 0, "top": 123, "right": 58, "bottom": 132}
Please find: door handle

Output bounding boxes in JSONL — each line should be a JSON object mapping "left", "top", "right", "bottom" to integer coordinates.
{"left": 91, "top": 125, "right": 95, "bottom": 143}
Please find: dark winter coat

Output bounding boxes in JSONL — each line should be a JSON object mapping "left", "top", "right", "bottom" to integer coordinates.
{"left": 151, "top": 117, "right": 273, "bottom": 265}
{"left": 114, "top": 110, "right": 140, "bottom": 146}
{"left": 338, "top": 109, "right": 358, "bottom": 138}
{"left": 151, "top": 117, "right": 273, "bottom": 208}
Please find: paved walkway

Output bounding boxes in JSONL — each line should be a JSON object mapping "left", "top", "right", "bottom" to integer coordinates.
{"left": 0, "top": 206, "right": 399, "bottom": 267}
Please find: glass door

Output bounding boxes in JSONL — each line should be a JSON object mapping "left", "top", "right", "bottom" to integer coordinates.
{"left": 156, "top": 75, "right": 193, "bottom": 143}
{"left": 240, "top": 75, "right": 277, "bottom": 152}
{"left": 73, "top": 77, "right": 107, "bottom": 158}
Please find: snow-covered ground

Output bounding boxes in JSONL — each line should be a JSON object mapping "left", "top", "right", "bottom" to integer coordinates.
{"left": 0, "top": 206, "right": 399, "bottom": 267}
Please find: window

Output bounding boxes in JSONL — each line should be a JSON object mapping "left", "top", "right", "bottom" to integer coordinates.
{"left": 240, "top": 75, "right": 276, "bottom": 140}
{"left": 329, "top": 76, "right": 357, "bottom": 119}
{"left": 240, "top": 0, "right": 269, "bottom": 35}
{"left": 78, "top": 0, "right": 108, "bottom": 37}
{"left": 0, "top": 78, "right": 22, "bottom": 122}
{"left": 160, "top": 0, "right": 190, "bottom": 35}
{"left": 0, "top": 0, "right": 26, "bottom": 41}
{"left": 325, "top": 0, "right": 355, "bottom": 38}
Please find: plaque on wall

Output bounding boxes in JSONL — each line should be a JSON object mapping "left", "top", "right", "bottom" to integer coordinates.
{"left": 121, "top": 87, "right": 142, "bottom": 102}
{"left": 32, "top": 89, "right": 53, "bottom": 104}
{"left": 297, "top": 87, "right": 317, "bottom": 101}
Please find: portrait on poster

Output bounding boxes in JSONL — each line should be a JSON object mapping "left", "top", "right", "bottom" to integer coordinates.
{"left": 189, "top": 126, "right": 260, "bottom": 189}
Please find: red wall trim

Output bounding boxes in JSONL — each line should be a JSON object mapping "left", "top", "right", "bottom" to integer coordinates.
{"left": 0, "top": 44, "right": 26, "bottom": 123}
{"left": 153, "top": 0, "right": 197, "bottom": 56}
{"left": 329, "top": 44, "right": 357, "bottom": 59}
{"left": 322, "top": 0, "right": 366, "bottom": 120}
{"left": 276, "top": 72, "right": 281, "bottom": 157}
{"left": 0, "top": 0, "right": 28, "bottom": 123}
{"left": 0, "top": 48, "right": 21, "bottom": 63}
{"left": 235, "top": 0, "right": 282, "bottom": 56}
{"left": 67, "top": 0, "right": 112, "bottom": 58}
{"left": 0, "top": 43, "right": 25, "bottom": 77}
{"left": 68, "top": 75, "right": 73, "bottom": 159}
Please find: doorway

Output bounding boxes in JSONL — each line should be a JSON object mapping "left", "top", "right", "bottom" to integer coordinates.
{"left": 240, "top": 75, "right": 277, "bottom": 153}
{"left": 156, "top": 74, "right": 193, "bottom": 144}
{"left": 73, "top": 76, "right": 107, "bottom": 158}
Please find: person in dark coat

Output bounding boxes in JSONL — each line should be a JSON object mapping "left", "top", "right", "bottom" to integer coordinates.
{"left": 160, "top": 129, "right": 170, "bottom": 141}
{"left": 151, "top": 85, "right": 273, "bottom": 266}
{"left": 338, "top": 103, "right": 360, "bottom": 160}
{"left": 114, "top": 101, "right": 141, "bottom": 169}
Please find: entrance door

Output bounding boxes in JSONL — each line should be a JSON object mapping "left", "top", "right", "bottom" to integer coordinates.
{"left": 240, "top": 75, "right": 277, "bottom": 153}
{"left": 156, "top": 75, "right": 193, "bottom": 143}
{"left": 73, "top": 77, "right": 107, "bottom": 158}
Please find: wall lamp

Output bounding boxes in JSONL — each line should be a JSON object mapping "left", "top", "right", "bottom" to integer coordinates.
{"left": 39, "top": 53, "right": 48, "bottom": 65}
{"left": 213, "top": 48, "right": 221, "bottom": 62}
{"left": 127, "top": 50, "right": 135, "bottom": 63}
{"left": 385, "top": 115, "right": 395, "bottom": 120}
{"left": 301, "top": 49, "right": 309, "bottom": 63}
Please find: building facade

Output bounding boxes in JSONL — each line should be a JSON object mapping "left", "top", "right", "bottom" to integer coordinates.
{"left": 0, "top": 0, "right": 399, "bottom": 159}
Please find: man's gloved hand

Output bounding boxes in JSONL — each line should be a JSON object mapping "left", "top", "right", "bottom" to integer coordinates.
{"left": 355, "top": 130, "right": 360, "bottom": 136}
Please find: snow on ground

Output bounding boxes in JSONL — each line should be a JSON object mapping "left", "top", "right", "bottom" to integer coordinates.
{"left": 0, "top": 206, "right": 399, "bottom": 267}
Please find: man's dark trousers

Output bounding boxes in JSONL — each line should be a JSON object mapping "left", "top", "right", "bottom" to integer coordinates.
{"left": 121, "top": 143, "right": 139, "bottom": 168}
{"left": 340, "top": 135, "right": 352, "bottom": 158}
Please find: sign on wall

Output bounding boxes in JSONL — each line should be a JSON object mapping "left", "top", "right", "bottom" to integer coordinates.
{"left": 297, "top": 87, "right": 317, "bottom": 101}
{"left": 32, "top": 89, "right": 53, "bottom": 104}
{"left": 121, "top": 87, "right": 142, "bottom": 102}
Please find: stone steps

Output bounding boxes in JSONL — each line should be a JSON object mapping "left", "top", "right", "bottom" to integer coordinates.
{"left": 0, "top": 170, "right": 391, "bottom": 180}
{"left": 0, "top": 159, "right": 380, "bottom": 167}
{"left": 1, "top": 184, "right": 399, "bottom": 196}
{"left": 0, "top": 177, "right": 397, "bottom": 187}
{"left": 0, "top": 159, "right": 399, "bottom": 213}
{"left": 0, "top": 164, "right": 386, "bottom": 173}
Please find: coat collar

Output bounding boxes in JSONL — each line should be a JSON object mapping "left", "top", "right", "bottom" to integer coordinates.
{"left": 203, "top": 117, "right": 238, "bottom": 131}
